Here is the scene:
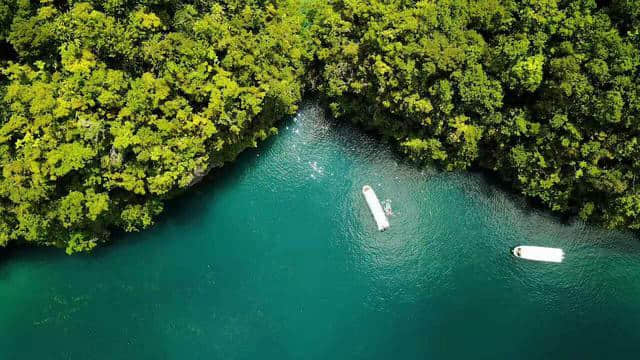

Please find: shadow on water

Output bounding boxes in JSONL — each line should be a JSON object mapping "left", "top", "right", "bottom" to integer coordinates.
{"left": 3, "top": 98, "right": 640, "bottom": 360}
{"left": 311, "top": 100, "right": 639, "bottom": 241}
{"left": 0, "top": 243, "right": 64, "bottom": 280}
{"left": 1, "top": 101, "right": 638, "bottom": 268}
{"left": 89, "top": 119, "right": 286, "bottom": 261}
{"left": 472, "top": 165, "right": 578, "bottom": 223}
{"left": 160, "top": 124, "right": 284, "bottom": 228}
{"left": 0, "top": 116, "right": 286, "bottom": 269}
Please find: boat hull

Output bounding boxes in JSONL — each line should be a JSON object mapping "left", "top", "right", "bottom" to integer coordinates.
{"left": 362, "top": 185, "right": 390, "bottom": 231}
{"left": 513, "top": 246, "right": 564, "bottom": 263}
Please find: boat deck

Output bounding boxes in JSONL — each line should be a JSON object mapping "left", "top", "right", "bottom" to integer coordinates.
{"left": 362, "top": 185, "right": 390, "bottom": 231}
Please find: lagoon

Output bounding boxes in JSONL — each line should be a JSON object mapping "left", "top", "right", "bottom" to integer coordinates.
{"left": 1, "top": 102, "right": 640, "bottom": 359}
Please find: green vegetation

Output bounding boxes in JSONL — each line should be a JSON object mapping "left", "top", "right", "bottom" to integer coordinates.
{"left": 1, "top": 0, "right": 640, "bottom": 253}
{"left": 0, "top": 0, "right": 309, "bottom": 253}
{"left": 309, "top": 0, "right": 640, "bottom": 230}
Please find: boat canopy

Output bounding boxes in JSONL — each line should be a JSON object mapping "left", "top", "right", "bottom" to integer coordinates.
{"left": 513, "top": 246, "right": 564, "bottom": 263}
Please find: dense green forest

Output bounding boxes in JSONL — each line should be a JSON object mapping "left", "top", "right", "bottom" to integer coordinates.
{"left": 1, "top": 0, "right": 640, "bottom": 253}
{"left": 309, "top": 0, "right": 640, "bottom": 229}
{"left": 0, "top": 0, "right": 309, "bottom": 253}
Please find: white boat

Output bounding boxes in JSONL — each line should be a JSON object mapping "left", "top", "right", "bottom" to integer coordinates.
{"left": 512, "top": 246, "right": 565, "bottom": 263}
{"left": 362, "top": 185, "right": 390, "bottom": 231}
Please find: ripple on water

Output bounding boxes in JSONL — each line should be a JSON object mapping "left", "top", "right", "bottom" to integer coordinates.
{"left": 1, "top": 101, "right": 640, "bottom": 359}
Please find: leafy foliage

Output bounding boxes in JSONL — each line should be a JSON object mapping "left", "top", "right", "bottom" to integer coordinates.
{"left": 2, "top": 0, "right": 640, "bottom": 254}
{"left": 0, "top": 0, "right": 309, "bottom": 253}
{"left": 309, "top": 0, "right": 640, "bottom": 230}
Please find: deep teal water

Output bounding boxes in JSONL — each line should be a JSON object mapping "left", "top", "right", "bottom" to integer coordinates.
{"left": 2, "top": 102, "right": 640, "bottom": 359}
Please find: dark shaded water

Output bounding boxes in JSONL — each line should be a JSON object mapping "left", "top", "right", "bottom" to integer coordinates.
{"left": 2, "top": 103, "right": 640, "bottom": 359}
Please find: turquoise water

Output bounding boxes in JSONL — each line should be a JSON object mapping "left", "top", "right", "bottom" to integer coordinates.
{"left": 2, "top": 102, "right": 640, "bottom": 359}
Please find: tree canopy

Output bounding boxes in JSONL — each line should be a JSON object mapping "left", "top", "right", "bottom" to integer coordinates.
{"left": 309, "top": 0, "right": 640, "bottom": 230}
{"left": 0, "top": 0, "right": 309, "bottom": 253}
{"left": 1, "top": 0, "right": 640, "bottom": 253}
